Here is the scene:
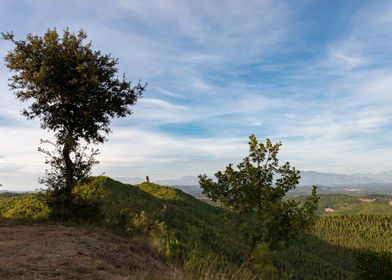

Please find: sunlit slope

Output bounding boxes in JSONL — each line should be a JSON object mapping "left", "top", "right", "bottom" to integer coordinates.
{"left": 73, "top": 176, "right": 224, "bottom": 229}
{"left": 0, "top": 193, "right": 49, "bottom": 221}
{"left": 72, "top": 177, "right": 232, "bottom": 263}
{"left": 0, "top": 177, "right": 231, "bottom": 263}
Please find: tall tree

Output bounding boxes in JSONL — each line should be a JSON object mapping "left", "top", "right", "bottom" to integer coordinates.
{"left": 198, "top": 134, "right": 319, "bottom": 271}
{"left": 3, "top": 29, "right": 146, "bottom": 217}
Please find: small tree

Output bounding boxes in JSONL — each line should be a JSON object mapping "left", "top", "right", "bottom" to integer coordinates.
{"left": 198, "top": 134, "right": 318, "bottom": 270}
{"left": 2, "top": 29, "right": 146, "bottom": 217}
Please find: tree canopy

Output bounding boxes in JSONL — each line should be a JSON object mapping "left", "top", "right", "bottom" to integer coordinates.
{"left": 2, "top": 29, "right": 145, "bottom": 144}
{"left": 2, "top": 29, "right": 145, "bottom": 216}
{"left": 198, "top": 134, "right": 319, "bottom": 270}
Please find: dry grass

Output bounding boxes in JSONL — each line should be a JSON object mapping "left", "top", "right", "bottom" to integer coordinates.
{"left": 0, "top": 223, "right": 251, "bottom": 280}
{"left": 0, "top": 224, "right": 179, "bottom": 280}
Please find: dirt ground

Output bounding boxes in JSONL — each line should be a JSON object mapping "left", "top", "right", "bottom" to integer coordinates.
{"left": 0, "top": 224, "right": 178, "bottom": 280}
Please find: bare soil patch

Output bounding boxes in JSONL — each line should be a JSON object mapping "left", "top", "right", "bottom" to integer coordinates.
{"left": 324, "top": 208, "right": 335, "bottom": 213}
{"left": 359, "top": 198, "right": 376, "bottom": 203}
{"left": 0, "top": 224, "right": 178, "bottom": 280}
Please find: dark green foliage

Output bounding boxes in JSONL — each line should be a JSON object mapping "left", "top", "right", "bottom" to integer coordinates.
{"left": 2, "top": 29, "right": 145, "bottom": 144}
{"left": 278, "top": 246, "right": 354, "bottom": 280}
{"left": 199, "top": 135, "right": 319, "bottom": 263}
{"left": 354, "top": 251, "right": 392, "bottom": 280}
{"left": 2, "top": 29, "right": 145, "bottom": 217}
{"left": 253, "top": 243, "right": 292, "bottom": 280}
{"left": 280, "top": 215, "right": 392, "bottom": 279}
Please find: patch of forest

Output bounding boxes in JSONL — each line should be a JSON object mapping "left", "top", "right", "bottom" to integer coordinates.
{"left": 293, "top": 193, "right": 392, "bottom": 215}
{"left": 280, "top": 214, "right": 392, "bottom": 279}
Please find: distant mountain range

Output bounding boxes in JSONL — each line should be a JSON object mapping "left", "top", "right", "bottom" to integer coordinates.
{"left": 299, "top": 171, "right": 392, "bottom": 186}
{"left": 156, "top": 176, "right": 199, "bottom": 186}
{"left": 115, "top": 171, "right": 392, "bottom": 187}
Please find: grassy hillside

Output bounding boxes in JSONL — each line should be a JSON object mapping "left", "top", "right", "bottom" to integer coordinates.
{"left": 0, "top": 177, "right": 245, "bottom": 278}
{"left": 1, "top": 178, "right": 392, "bottom": 279}
{"left": 72, "top": 177, "right": 234, "bottom": 260}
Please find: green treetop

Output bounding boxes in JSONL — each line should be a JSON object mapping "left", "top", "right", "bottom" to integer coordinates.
{"left": 2, "top": 29, "right": 146, "bottom": 217}
{"left": 199, "top": 134, "right": 319, "bottom": 271}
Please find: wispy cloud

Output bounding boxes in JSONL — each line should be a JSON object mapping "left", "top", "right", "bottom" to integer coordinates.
{"left": 1, "top": 0, "right": 392, "bottom": 189}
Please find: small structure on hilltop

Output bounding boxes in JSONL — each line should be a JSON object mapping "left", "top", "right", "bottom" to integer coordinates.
{"left": 145, "top": 176, "right": 150, "bottom": 183}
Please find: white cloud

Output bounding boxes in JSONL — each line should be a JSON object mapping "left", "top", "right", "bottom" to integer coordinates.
{"left": 284, "top": 114, "right": 295, "bottom": 119}
{"left": 330, "top": 51, "right": 367, "bottom": 70}
{"left": 114, "top": 0, "right": 292, "bottom": 51}
{"left": 1, "top": 0, "right": 392, "bottom": 190}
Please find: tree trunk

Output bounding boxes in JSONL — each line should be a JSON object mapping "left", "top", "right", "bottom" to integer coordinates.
{"left": 62, "top": 135, "right": 75, "bottom": 219}
{"left": 245, "top": 238, "right": 259, "bottom": 279}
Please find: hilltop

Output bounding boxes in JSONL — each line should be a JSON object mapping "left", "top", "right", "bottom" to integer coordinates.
{"left": 0, "top": 177, "right": 242, "bottom": 279}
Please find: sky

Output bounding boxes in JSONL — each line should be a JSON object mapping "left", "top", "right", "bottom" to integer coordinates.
{"left": 1, "top": 0, "right": 392, "bottom": 190}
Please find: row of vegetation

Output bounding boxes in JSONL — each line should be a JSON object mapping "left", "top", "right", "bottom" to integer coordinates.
{"left": 278, "top": 214, "right": 392, "bottom": 279}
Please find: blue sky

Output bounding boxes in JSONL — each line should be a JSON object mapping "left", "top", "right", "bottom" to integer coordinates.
{"left": 1, "top": 0, "right": 392, "bottom": 190}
